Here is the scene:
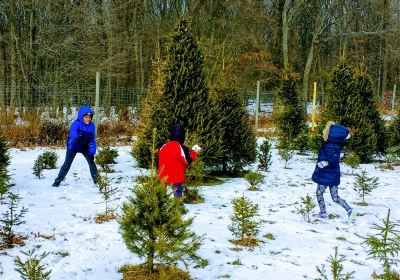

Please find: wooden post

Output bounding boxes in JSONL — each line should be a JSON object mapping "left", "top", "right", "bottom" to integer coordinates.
{"left": 311, "top": 82, "right": 317, "bottom": 131}
{"left": 392, "top": 84, "right": 397, "bottom": 121}
{"left": 94, "top": 72, "right": 100, "bottom": 135}
{"left": 255, "top": 81, "right": 260, "bottom": 132}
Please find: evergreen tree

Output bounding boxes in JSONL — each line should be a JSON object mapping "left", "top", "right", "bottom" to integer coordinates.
{"left": 315, "top": 247, "right": 355, "bottom": 280}
{"left": 297, "top": 194, "right": 316, "bottom": 223}
{"left": 363, "top": 209, "right": 400, "bottom": 279}
{"left": 322, "top": 62, "right": 383, "bottom": 162}
{"left": 133, "top": 17, "right": 223, "bottom": 170}
{"left": 228, "top": 195, "right": 260, "bottom": 242}
{"left": 244, "top": 172, "right": 264, "bottom": 191}
{"left": 14, "top": 249, "right": 52, "bottom": 280}
{"left": 213, "top": 87, "right": 256, "bottom": 173}
{"left": 258, "top": 138, "right": 272, "bottom": 171}
{"left": 390, "top": 103, "right": 400, "bottom": 146}
{"left": 274, "top": 71, "right": 308, "bottom": 148}
{"left": 0, "top": 136, "right": 11, "bottom": 198}
{"left": 353, "top": 170, "right": 379, "bottom": 206}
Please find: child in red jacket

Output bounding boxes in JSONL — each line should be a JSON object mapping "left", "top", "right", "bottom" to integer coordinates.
{"left": 158, "top": 124, "right": 201, "bottom": 197}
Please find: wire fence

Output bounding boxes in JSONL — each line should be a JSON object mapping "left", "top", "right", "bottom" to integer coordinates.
{"left": 0, "top": 82, "right": 398, "bottom": 124}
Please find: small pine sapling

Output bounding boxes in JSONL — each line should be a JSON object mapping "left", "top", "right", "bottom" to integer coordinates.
{"left": 381, "top": 146, "right": 400, "bottom": 170}
{"left": 363, "top": 209, "right": 400, "bottom": 279}
{"left": 315, "top": 247, "right": 355, "bottom": 280}
{"left": 95, "top": 147, "right": 119, "bottom": 173}
{"left": 0, "top": 136, "right": 11, "bottom": 199}
{"left": 14, "top": 249, "right": 51, "bottom": 280}
{"left": 118, "top": 127, "right": 204, "bottom": 274}
{"left": 95, "top": 173, "right": 118, "bottom": 223}
{"left": 39, "top": 151, "right": 58, "bottom": 169}
{"left": 0, "top": 192, "right": 28, "bottom": 248}
{"left": 342, "top": 152, "right": 360, "bottom": 174}
{"left": 353, "top": 170, "right": 379, "bottom": 206}
{"left": 32, "top": 157, "right": 45, "bottom": 179}
{"left": 292, "top": 131, "right": 309, "bottom": 155}
{"left": 228, "top": 195, "right": 260, "bottom": 247}
{"left": 258, "top": 138, "right": 272, "bottom": 171}
{"left": 244, "top": 172, "right": 264, "bottom": 191}
{"left": 297, "top": 194, "right": 316, "bottom": 223}
{"left": 278, "top": 147, "right": 294, "bottom": 169}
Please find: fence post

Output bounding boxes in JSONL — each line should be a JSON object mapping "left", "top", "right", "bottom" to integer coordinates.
{"left": 311, "top": 82, "right": 317, "bottom": 131}
{"left": 255, "top": 81, "right": 260, "bottom": 132}
{"left": 392, "top": 84, "right": 397, "bottom": 121}
{"left": 94, "top": 72, "right": 100, "bottom": 135}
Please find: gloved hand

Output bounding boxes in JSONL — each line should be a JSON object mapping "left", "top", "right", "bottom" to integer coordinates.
{"left": 317, "top": 161, "right": 329, "bottom": 168}
{"left": 192, "top": 144, "right": 202, "bottom": 153}
{"left": 74, "top": 136, "right": 83, "bottom": 143}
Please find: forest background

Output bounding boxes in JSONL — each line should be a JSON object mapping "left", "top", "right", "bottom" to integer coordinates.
{"left": 0, "top": 0, "right": 399, "bottom": 136}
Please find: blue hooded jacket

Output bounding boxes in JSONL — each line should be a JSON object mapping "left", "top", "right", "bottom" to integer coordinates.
{"left": 67, "top": 106, "right": 96, "bottom": 155}
{"left": 311, "top": 124, "right": 349, "bottom": 186}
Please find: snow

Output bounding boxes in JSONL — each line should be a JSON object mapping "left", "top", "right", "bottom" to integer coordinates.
{"left": 1, "top": 142, "right": 399, "bottom": 280}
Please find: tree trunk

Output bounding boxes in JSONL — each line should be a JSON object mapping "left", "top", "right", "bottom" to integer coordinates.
{"left": 302, "top": 40, "right": 316, "bottom": 102}
{"left": 0, "top": 45, "right": 5, "bottom": 111}
{"left": 9, "top": 24, "right": 17, "bottom": 117}
{"left": 282, "top": 0, "right": 290, "bottom": 69}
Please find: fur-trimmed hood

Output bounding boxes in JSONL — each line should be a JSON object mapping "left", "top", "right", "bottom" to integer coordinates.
{"left": 322, "top": 121, "right": 349, "bottom": 143}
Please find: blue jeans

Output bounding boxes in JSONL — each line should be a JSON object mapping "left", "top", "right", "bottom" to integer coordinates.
{"left": 54, "top": 149, "right": 97, "bottom": 185}
{"left": 172, "top": 183, "right": 183, "bottom": 198}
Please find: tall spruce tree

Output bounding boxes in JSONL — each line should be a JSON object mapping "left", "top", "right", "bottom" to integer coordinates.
{"left": 0, "top": 136, "right": 11, "bottom": 198}
{"left": 213, "top": 87, "right": 256, "bottom": 174}
{"left": 322, "top": 62, "right": 382, "bottom": 162}
{"left": 274, "top": 71, "right": 308, "bottom": 148}
{"left": 133, "top": 18, "right": 223, "bottom": 169}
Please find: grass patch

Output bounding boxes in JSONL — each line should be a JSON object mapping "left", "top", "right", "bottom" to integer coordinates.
{"left": 336, "top": 236, "right": 346, "bottom": 241}
{"left": 354, "top": 202, "right": 368, "bottom": 206}
{"left": 230, "top": 238, "right": 261, "bottom": 247}
{"left": 94, "top": 212, "right": 117, "bottom": 223}
{"left": 263, "top": 233, "right": 275, "bottom": 240}
{"left": 119, "top": 264, "right": 191, "bottom": 280}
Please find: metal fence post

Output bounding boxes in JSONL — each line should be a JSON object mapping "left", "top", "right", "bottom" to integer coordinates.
{"left": 94, "top": 72, "right": 100, "bottom": 135}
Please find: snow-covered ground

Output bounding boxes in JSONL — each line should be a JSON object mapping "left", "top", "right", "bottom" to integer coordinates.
{"left": 1, "top": 143, "right": 399, "bottom": 280}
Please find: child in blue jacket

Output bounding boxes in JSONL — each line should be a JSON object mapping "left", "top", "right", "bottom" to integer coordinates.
{"left": 311, "top": 121, "right": 353, "bottom": 219}
{"left": 52, "top": 106, "right": 97, "bottom": 187}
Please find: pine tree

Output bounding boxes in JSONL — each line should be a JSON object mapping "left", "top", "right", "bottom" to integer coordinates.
{"left": 315, "top": 247, "right": 355, "bottom": 280}
{"left": 363, "top": 209, "right": 400, "bottom": 279}
{"left": 228, "top": 195, "right": 260, "bottom": 243}
{"left": 258, "top": 138, "right": 272, "bottom": 171}
{"left": 132, "top": 17, "right": 223, "bottom": 169}
{"left": 119, "top": 128, "right": 203, "bottom": 273}
{"left": 244, "top": 172, "right": 264, "bottom": 191}
{"left": 95, "top": 147, "right": 118, "bottom": 173}
{"left": 390, "top": 103, "right": 400, "bottom": 146}
{"left": 322, "top": 62, "right": 383, "bottom": 162}
{"left": 0, "top": 136, "right": 11, "bottom": 198}
{"left": 353, "top": 170, "right": 379, "bottom": 205}
{"left": 297, "top": 194, "right": 316, "bottom": 223}
{"left": 213, "top": 87, "right": 256, "bottom": 174}
{"left": 0, "top": 192, "right": 28, "bottom": 248}
{"left": 14, "top": 249, "right": 52, "bottom": 280}
{"left": 274, "top": 71, "right": 308, "bottom": 149}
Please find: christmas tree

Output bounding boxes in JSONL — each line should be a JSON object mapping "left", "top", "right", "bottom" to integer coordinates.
{"left": 212, "top": 87, "right": 256, "bottom": 174}
{"left": 133, "top": 18, "right": 223, "bottom": 169}
{"left": 274, "top": 71, "right": 308, "bottom": 148}
{"left": 0, "top": 136, "right": 11, "bottom": 198}
{"left": 390, "top": 102, "right": 400, "bottom": 146}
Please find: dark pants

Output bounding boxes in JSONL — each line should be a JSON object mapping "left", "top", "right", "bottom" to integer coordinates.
{"left": 172, "top": 183, "right": 183, "bottom": 198}
{"left": 54, "top": 149, "right": 97, "bottom": 185}
{"left": 316, "top": 184, "right": 351, "bottom": 214}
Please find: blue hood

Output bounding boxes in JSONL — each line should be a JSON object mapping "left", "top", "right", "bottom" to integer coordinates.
{"left": 77, "top": 106, "right": 94, "bottom": 124}
{"left": 328, "top": 124, "right": 349, "bottom": 143}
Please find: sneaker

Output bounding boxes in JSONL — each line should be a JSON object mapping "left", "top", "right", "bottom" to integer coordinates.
{"left": 52, "top": 182, "right": 60, "bottom": 187}
{"left": 347, "top": 208, "right": 353, "bottom": 218}
{"left": 319, "top": 213, "right": 329, "bottom": 219}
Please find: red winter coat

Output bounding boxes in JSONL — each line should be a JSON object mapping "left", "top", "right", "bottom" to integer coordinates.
{"left": 158, "top": 140, "right": 197, "bottom": 184}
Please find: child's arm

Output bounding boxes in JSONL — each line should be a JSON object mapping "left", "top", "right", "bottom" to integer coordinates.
{"left": 324, "top": 145, "right": 340, "bottom": 167}
{"left": 88, "top": 125, "right": 97, "bottom": 155}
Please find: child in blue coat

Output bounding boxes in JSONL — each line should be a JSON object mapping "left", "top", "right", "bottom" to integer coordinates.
{"left": 311, "top": 121, "right": 353, "bottom": 219}
{"left": 52, "top": 106, "right": 97, "bottom": 187}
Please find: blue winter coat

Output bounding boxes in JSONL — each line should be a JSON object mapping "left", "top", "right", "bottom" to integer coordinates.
{"left": 311, "top": 124, "right": 349, "bottom": 186}
{"left": 67, "top": 106, "right": 97, "bottom": 155}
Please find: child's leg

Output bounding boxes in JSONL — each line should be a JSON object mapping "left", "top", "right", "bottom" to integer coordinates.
{"left": 53, "top": 149, "right": 77, "bottom": 185}
{"left": 172, "top": 183, "right": 183, "bottom": 198}
{"left": 82, "top": 153, "right": 98, "bottom": 184}
{"left": 328, "top": 186, "right": 351, "bottom": 212}
{"left": 316, "top": 184, "right": 328, "bottom": 214}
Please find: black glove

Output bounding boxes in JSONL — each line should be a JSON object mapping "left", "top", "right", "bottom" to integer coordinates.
{"left": 74, "top": 136, "right": 83, "bottom": 143}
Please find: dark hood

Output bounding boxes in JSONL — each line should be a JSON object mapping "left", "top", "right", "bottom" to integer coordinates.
{"left": 328, "top": 124, "right": 349, "bottom": 143}
{"left": 169, "top": 124, "right": 185, "bottom": 144}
